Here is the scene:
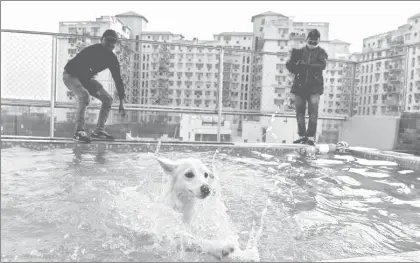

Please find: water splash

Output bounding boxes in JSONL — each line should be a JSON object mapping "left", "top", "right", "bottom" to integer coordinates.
{"left": 229, "top": 201, "right": 269, "bottom": 262}
{"left": 155, "top": 139, "right": 162, "bottom": 155}
{"left": 262, "top": 111, "right": 281, "bottom": 144}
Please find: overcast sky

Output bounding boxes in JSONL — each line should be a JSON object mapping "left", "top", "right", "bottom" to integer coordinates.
{"left": 2, "top": 1, "right": 419, "bottom": 53}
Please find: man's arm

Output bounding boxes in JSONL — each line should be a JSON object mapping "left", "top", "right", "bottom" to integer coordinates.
{"left": 285, "top": 48, "right": 301, "bottom": 74}
{"left": 109, "top": 54, "right": 125, "bottom": 101}
{"left": 303, "top": 48, "right": 328, "bottom": 70}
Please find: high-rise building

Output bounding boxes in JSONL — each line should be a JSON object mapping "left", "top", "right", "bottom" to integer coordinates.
{"left": 352, "top": 13, "right": 420, "bottom": 116}
{"left": 405, "top": 13, "right": 420, "bottom": 112}
{"left": 56, "top": 10, "right": 418, "bottom": 143}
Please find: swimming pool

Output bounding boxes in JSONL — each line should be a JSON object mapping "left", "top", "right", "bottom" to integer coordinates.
{"left": 1, "top": 145, "right": 420, "bottom": 262}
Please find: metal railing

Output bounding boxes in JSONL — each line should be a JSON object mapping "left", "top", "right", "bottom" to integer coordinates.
{"left": 2, "top": 29, "right": 352, "bottom": 143}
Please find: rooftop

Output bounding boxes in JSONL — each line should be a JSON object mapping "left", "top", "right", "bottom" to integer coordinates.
{"left": 251, "top": 11, "right": 288, "bottom": 22}
{"left": 408, "top": 12, "right": 420, "bottom": 20}
{"left": 116, "top": 11, "right": 149, "bottom": 23}
{"left": 143, "top": 31, "right": 175, "bottom": 35}
{"left": 331, "top": 39, "right": 350, "bottom": 45}
{"left": 214, "top": 32, "right": 254, "bottom": 36}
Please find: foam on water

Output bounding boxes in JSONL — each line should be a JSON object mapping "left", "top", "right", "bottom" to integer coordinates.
{"left": 313, "top": 159, "right": 344, "bottom": 165}
{"left": 335, "top": 176, "right": 362, "bottom": 186}
{"left": 334, "top": 155, "right": 356, "bottom": 162}
{"left": 398, "top": 170, "right": 414, "bottom": 175}
{"left": 355, "top": 159, "right": 398, "bottom": 166}
{"left": 348, "top": 168, "right": 390, "bottom": 178}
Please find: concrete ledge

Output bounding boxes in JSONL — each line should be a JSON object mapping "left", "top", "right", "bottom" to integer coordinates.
{"left": 321, "top": 250, "right": 420, "bottom": 262}
{"left": 2, "top": 138, "right": 420, "bottom": 171}
{"left": 350, "top": 147, "right": 420, "bottom": 170}
{"left": 0, "top": 138, "right": 305, "bottom": 156}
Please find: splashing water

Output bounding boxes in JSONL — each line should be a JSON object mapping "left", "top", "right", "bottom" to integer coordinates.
{"left": 262, "top": 112, "right": 280, "bottom": 143}
{"left": 210, "top": 148, "right": 267, "bottom": 261}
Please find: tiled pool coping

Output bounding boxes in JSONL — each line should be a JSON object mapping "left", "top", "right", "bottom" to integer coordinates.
{"left": 1, "top": 138, "right": 420, "bottom": 170}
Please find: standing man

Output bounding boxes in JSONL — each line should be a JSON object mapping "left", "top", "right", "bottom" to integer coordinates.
{"left": 63, "top": 29, "right": 126, "bottom": 143}
{"left": 286, "top": 29, "right": 328, "bottom": 146}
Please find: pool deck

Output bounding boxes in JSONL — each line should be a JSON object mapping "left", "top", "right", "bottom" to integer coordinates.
{"left": 1, "top": 136, "right": 420, "bottom": 170}
{"left": 321, "top": 250, "right": 420, "bottom": 262}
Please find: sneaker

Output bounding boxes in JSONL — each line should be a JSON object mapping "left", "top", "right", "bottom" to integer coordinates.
{"left": 73, "top": 130, "right": 91, "bottom": 143}
{"left": 91, "top": 130, "right": 115, "bottom": 140}
{"left": 293, "top": 136, "right": 308, "bottom": 144}
{"left": 306, "top": 138, "right": 316, "bottom": 146}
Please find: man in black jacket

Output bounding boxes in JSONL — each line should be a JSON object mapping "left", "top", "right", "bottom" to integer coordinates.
{"left": 286, "top": 29, "right": 328, "bottom": 146}
{"left": 63, "top": 29, "right": 126, "bottom": 143}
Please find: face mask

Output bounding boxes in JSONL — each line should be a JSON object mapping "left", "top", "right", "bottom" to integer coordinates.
{"left": 307, "top": 39, "right": 319, "bottom": 49}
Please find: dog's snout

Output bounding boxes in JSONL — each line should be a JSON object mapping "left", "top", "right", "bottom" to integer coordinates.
{"left": 201, "top": 185, "right": 210, "bottom": 197}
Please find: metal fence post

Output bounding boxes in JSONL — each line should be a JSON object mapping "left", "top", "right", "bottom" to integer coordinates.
{"left": 349, "top": 62, "right": 357, "bottom": 117}
{"left": 217, "top": 46, "right": 224, "bottom": 143}
{"left": 50, "top": 35, "right": 57, "bottom": 138}
{"left": 401, "top": 45, "right": 410, "bottom": 114}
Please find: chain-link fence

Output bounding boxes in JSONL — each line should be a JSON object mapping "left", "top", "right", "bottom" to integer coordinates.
{"left": 1, "top": 31, "right": 53, "bottom": 100}
{"left": 3, "top": 29, "right": 382, "bottom": 143}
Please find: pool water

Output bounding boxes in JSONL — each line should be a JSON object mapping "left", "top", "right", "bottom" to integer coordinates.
{"left": 1, "top": 146, "right": 420, "bottom": 262}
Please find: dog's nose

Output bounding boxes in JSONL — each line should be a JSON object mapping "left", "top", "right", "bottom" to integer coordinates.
{"left": 200, "top": 185, "right": 210, "bottom": 197}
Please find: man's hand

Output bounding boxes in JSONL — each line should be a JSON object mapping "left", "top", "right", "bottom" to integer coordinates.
{"left": 119, "top": 100, "right": 126, "bottom": 117}
{"left": 301, "top": 61, "right": 310, "bottom": 67}
{"left": 296, "top": 60, "right": 310, "bottom": 68}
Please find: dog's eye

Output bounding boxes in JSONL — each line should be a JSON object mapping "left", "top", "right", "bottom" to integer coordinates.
{"left": 204, "top": 172, "right": 209, "bottom": 178}
{"left": 185, "top": 172, "right": 194, "bottom": 178}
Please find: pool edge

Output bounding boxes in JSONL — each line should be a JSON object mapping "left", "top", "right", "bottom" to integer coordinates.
{"left": 350, "top": 148, "right": 420, "bottom": 170}
{"left": 2, "top": 138, "right": 420, "bottom": 170}
{"left": 320, "top": 250, "right": 420, "bottom": 262}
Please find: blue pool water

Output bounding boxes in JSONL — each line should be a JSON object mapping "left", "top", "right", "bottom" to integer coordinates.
{"left": 1, "top": 146, "right": 420, "bottom": 262}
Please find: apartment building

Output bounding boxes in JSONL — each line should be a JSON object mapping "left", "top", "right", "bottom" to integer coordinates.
{"left": 353, "top": 13, "right": 420, "bottom": 117}
{"left": 405, "top": 13, "right": 420, "bottom": 112}
{"left": 56, "top": 15, "right": 132, "bottom": 123}
{"left": 53, "top": 10, "right": 364, "bottom": 142}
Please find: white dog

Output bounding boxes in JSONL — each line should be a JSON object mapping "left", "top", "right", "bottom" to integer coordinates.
{"left": 156, "top": 157, "right": 236, "bottom": 260}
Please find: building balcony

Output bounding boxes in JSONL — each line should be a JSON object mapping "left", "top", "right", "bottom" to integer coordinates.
{"left": 388, "top": 66, "right": 404, "bottom": 72}
{"left": 389, "top": 39, "right": 404, "bottom": 46}
{"left": 384, "top": 99, "right": 400, "bottom": 107}
{"left": 386, "top": 87, "right": 403, "bottom": 94}
{"left": 289, "top": 32, "right": 306, "bottom": 39}
{"left": 388, "top": 78, "right": 403, "bottom": 84}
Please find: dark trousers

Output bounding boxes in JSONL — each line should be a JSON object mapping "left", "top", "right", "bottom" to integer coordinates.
{"left": 294, "top": 94, "right": 320, "bottom": 137}
{"left": 63, "top": 71, "right": 113, "bottom": 133}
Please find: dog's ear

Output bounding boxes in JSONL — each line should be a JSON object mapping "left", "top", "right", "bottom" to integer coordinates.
{"left": 156, "top": 157, "right": 177, "bottom": 174}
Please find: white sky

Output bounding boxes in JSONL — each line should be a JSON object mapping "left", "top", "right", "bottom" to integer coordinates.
{"left": 2, "top": 1, "right": 420, "bottom": 53}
